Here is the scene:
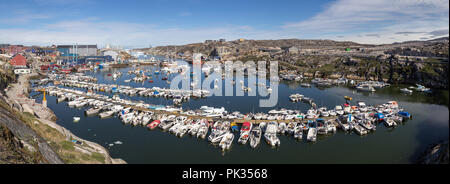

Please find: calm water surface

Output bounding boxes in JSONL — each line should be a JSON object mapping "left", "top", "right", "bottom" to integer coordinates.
{"left": 33, "top": 65, "right": 449, "bottom": 163}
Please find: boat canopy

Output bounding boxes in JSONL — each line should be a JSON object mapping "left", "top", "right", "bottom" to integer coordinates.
{"left": 316, "top": 118, "right": 325, "bottom": 122}
{"left": 398, "top": 111, "right": 411, "bottom": 118}
{"left": 374, "top": 113, "right": 385, "bottom": 120}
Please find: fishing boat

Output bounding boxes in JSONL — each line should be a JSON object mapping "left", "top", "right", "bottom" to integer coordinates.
{"left": 353, "top": 123, "right": 368, "bottom": 135}
{"left": 306, "top": 121, "right": 317, "bottom": 142}
{"left": 286, "top": 122, "right": 297, "bottom": 135}
{"left": 210, "top": 132, "right": 227, "bottom": 144}
{"left": 249, "top": 126, "right": 262, "bottom": 148}
{"left": 359, "top": 119, "right": 376, "bottom": 131}
{"left": 358, "top": 101, "right": 368, "bottom": 112}
{"left": 335, "top": 105, "right": 344, "bottom": 115}
{"left": 316, "top": 119, "right": 328, "bottom": 135}
{"left": 196, "top": 121, "right": 209, "bottom": 139}
{"left": 147, "top": 120, "right": 161, "bottom": 130}
{"left": 356, "top": 84, "right": 375, "bottom": 92}
{"left": 278, "top": 122, "right": 287, "bottom": 134}
{"left": 398, "top": 111, "right": 412, "bottom": 119}
{"left": 188, "top": 120, "right": 201, "bottom": 136}
{"left": 57, "top": 95, "right": 67, "bottom": 103}
{"left": 264, "top": 122, "right": 280, "bottom": 147}
{"left": 176, "top": 124, "right": 189, "bottom": 137}
{"left": 99, "top": 110, "right": 115, "bottom": 119}
{"left": 85, "top": 106, "right": 101, "bottom": 116}
{"left": 400, "top": 88, "right": 413, "bottom": 94}
{"left": 293, "top": 124, "right": 303, "bottom": 140}
{"left": 336, "top": 115, "right": 353, "bottom": 131}
{"left": 219, "top": 133, "right": 234, "bottom": 151}
{"left": 237, "top": 122, "right": 252, "bottom": 144}
{"left": 159, "top": 119, "right": 175, "bottom": 131}
{"left": 384, "top": 118, "right": 397, "bottom": 127}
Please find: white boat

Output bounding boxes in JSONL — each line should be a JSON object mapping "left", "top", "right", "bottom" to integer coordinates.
{"left": 293, "top": 124, "right": 303, "bottom": 140}
{"left": 159, "top": 120, "right": 175, "bottom": 131}
{"left": 210, "top": 132, "right": 227, "bottom": 143}
{"left": 219, "top": 133, "right": 234, "bottom": 151}
{"left": 176, "top": 124, "right": 189, "bottom": 137}
{"left": 196, "top": 124, "right": 209, "bottom": 139}
{"left": 400, "top": 88, "right": 413, "bottom": 94}
{"left": 73, "top": 117, "right": 80, "bottom": 122}
{"left": 306, "top": 121, "right": 317, "bottom": 142}
{"left": 85, "top": 106, "right": 101, "bottom": 116}
{"left": 264, "top": 122, "right": 280, "bottom": 147}
{"left": 316, "top": 119, "right": 328, "bottom": 135}
{"left": 384, "top": 118, "right": 397, "bottom": 127}
{"left": 249, "top": 126, "right": 262, "bottom": 148}
{"left": 358, "top": 119, "right": 376, "bottom": 131}
{"left": 57, "top": 95, "right": 67, "bottom": 103}
{"left": 356, "top": 84, "right": 375, "bottom": 92}
{"left": 99, "top": 110, "right": 115, "bottom": 119}
{"left": 357, "top": 101, "right": 368, "bottom": 112}
{"left": 237, "top": 122, "right": 252, "bottom": 144}
{"left": 277, "top": 122, "right": 287, "bottom": 134}
{"left": 353, "top": 123, "right": 368, "bottom": 135}
{"left": 336, "top": 117, "right": 353, "bottom": 131}
{"left": 335, "top": 105, "right": 344, "bottom": 115}
{"left": 286, "top": 122, "right": 297, "bottom": 135}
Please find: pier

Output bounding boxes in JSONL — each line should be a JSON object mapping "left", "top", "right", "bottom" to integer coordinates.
{"left": 50, "top": 88, "right": 338, "bottom": 124}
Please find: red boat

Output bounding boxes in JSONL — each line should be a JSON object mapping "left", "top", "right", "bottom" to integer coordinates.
{"left": 147, "top": 120, "right": 161, "bottom": 130}
{"left": 241, "top": 122, "right": 252, "bottom": 132}
{"left": 162, "top": 77, "right": 168, "bottom": 80}
{"left": 107, "top": 74, "right": 112, "bottom": 76}
{"left": 148, "top": 80, "right": 153, "bottom": 83}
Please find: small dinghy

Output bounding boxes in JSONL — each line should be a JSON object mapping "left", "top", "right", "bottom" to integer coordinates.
{"left": 73, "top": 117, "right": 81, "bottom": 122}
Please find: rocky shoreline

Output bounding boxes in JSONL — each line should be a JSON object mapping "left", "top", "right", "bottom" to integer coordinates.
{"left": 141, "top": 37, "right": 449, "bottom": 89}
{"left": 1, "top": 72, "right": 126, "bottom": 164}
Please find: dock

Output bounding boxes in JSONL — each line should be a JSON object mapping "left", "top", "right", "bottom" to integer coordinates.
{"left": 52, "top": 88, "right": 338, "bottom": 124}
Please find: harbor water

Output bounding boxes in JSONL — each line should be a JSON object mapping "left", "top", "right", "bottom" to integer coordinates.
{"left": 32, "top": 65, "right": 449, "bottom": 163}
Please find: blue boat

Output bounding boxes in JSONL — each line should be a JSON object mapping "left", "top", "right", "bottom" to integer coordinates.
{"left": 231, "top": 123, "right": 239, "bottom": 132}
{"left": 374, "top": 113, "right": 384, "bottom": 121}
{"left": 398, "top": 111, "right": 411, "bottom": 119}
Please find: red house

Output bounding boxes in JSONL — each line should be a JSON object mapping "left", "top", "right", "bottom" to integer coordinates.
{"left": 10, "top": 54, "right": 27, "bottom": 67}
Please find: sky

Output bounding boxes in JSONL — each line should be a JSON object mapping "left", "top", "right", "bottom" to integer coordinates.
{"left": 0, "top": 0, "right": 448, "bottom": 48}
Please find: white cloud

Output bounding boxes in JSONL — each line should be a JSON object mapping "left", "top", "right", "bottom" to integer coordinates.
{"left": 283, "top": 0, "right": 449, "bottom": 44}
{"left": 0, "top": 0, "right": 448, "bottom": 46}
{"left": 0, "top": 19, "right": 284, "bottom": 47}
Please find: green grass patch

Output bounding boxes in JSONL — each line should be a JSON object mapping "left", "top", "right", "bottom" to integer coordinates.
{"left": 60, "top": 141, "right": 75, "bottom": 151}
{"left": 90, "top": 152, "right": 105, "bottom": 164}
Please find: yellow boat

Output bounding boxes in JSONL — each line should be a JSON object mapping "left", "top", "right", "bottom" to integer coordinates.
{"left": 344, "top": 96, "right": 352, "bottom": 101}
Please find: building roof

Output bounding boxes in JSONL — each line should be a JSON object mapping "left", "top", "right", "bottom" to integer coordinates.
{"left": 10, "top": 54, "right": 27, "bottom": 66}
{"left": 57, "top": 45, "right": 97, "bottom": 49}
